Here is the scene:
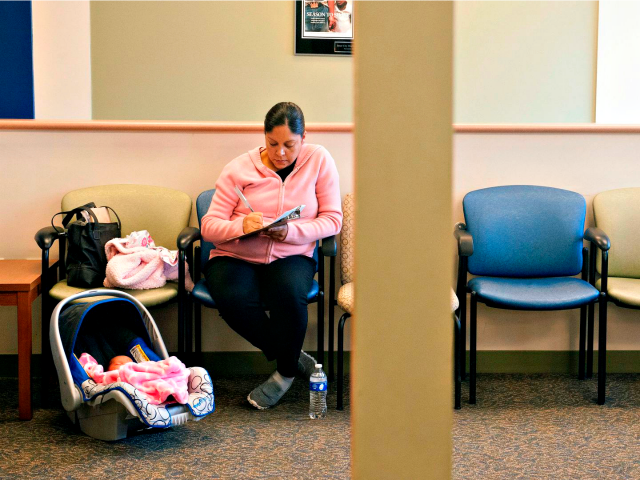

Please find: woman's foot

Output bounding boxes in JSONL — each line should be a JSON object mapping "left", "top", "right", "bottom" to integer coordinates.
{"left": 297, "top": 350, "right": 317, "bottom": 379}
{"left": 247, "top": 370, "right": 294, "bottom": 410}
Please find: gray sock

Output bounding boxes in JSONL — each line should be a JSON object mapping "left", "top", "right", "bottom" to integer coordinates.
{"left": 297, "top": 350, "right": 317, "bottom": 379}
{"left": 247, "top": 370, "right": 294, "bottom": 410}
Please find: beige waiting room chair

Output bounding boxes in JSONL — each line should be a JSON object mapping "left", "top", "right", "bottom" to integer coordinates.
{"left": 334, "top": 193, "right": 460, "bottom": 409}
{"left": 335, "top": 193, "right": 354, "bottom": 410}
{"left": 590, "top": 187, "right": 640, "bottom": 395}
{"left": 35, "top": 185, "right": 193, "bottom": 397}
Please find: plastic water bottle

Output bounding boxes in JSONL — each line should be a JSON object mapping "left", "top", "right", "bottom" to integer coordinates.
{"left": 309, "top": 363, "right": 327, "bottom": 419}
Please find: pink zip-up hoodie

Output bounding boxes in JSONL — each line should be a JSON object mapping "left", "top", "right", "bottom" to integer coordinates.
{"left": 201, "top": 144, "right": 342, "bottom": 264}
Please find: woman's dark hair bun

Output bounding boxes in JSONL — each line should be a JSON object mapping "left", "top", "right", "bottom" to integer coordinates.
{"left": 264, "top": 102, "right": 305, "bottom": 136}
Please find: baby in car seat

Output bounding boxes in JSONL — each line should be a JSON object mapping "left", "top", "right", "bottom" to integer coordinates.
{"left": 79, "top": 353, "right": 190, "bottom": 405}
{"left": 109, "top": 355, "right": 133, "bottom": 371}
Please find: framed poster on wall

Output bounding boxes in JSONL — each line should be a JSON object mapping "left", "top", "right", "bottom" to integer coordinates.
{"left": 295, "top": 0, "right": 353, "bottom": 55}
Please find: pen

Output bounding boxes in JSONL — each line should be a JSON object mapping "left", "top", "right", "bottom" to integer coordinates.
{"left": 234, "top": 185, "right": 255, "bottom": 212}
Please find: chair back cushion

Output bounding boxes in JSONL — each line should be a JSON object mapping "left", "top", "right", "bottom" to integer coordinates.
{"left": 463, "top": 185, "right": 586, "bottom": 277}
{"left": 62, "top": 184, "right": 191, "bottom": 250}
{"left": 340, "top": 193, "right": 355, "bottom": 285}
{"left": 196, "top": 189, "right": 217, "bottom": 267}
{"left": 593, "top": 187, "right": 640, "bottom": 278}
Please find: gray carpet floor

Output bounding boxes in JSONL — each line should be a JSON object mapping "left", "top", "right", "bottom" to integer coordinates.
{"left": 0, "top": 375, "right": 351, "bottom": 479}
{"left": 453, "top": 374, "right": 640, "bottom": 479}
{"left": 1, "top": 374, "right": 639, "bottom": 479}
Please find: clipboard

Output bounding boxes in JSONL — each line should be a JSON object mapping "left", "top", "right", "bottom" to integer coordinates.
{"left": 219, "top": 205, "right": 306, "bottom": 243}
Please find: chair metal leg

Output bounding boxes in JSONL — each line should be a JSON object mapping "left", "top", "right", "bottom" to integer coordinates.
{"left": 598, "top": 292, "right": 608, "bottom": 405}
{"left": 454, "top": 313, "right": 462, "bottom": 410}
{"left": 460, "top": 298, "right": 467, "bottom": 381}
{"left": 185, "top": 247, "right": 194, "bottom": 364}
{"left": 456, "top": 256, "right": 468, "bottom": 381}
{"left": 328, "top": 325, "right": 334, "bottom": 383}
{"left": 317, "top": 291, "right": 325, "bottom": 369}
{"left": 587, "top": 302, "right": 595, "bottom": 379}
{"left": 193, "top": 245, "right": 202, "bottom": 365}
{"left": 195, "top": 301, "right": 202, "bottom": 365}
{"left": 178, "top": 250, "right": 186, "bottom": 356}
{"left": 185, "top": 295, "right": 193, "bottom": 364}
{"left": 337, "top": 312, "right": 350, "bottom": 410}
{"left": 328, "top": 256, "right": 336, "bottom": 382}
{"left": 40, "top": 249, "right": 54, "bottom": 405}
{"left": 469, "top": 292, "right": 477, "bottom": 404}
{"left": 587, "top": 246, "right": 596, "bottom": 379}
{"left": 578, "top": 305, "right": 586, "bottom": 380}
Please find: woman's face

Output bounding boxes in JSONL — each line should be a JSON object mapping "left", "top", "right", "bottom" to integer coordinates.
{"left": 265, "top": 124, "right": 306, "bottom": 170}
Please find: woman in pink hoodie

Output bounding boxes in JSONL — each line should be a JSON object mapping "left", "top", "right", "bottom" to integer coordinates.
{"left": 201, "top": 102, "right": 342, "bottom": 409}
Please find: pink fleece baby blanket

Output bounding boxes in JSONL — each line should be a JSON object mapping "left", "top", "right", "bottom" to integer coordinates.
{"left": 78, "top": 353, "right": 191, "bottom": 405}
{"left": 104, "top": 230, "right": 194, "bottom": 291}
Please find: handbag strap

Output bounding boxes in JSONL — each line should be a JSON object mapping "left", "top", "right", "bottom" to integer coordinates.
{"left": 51, "top": 206, "right": 99, "bottom": 230}
{"left": 100, "top": 206, "right": 122, "bottom": 231}
{"left": 50, "top": 204, "right": 121, "bottom": 240}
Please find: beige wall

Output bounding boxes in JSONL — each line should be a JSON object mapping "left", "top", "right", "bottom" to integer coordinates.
{"left": 4, "top": 128, "right": 640, "bottom": 356}
{"left": 454, "top": 1, "right": 599, "bottom": 123}
{"left": 23, "top": 1, "right": 607, "bottom": 124}
{"left": 32, "top": 1, "right": 92, "bottom": 119}
{"left": 454, "top": 131, "right": 640, "bottom": 352}
{"left": 0, "top": 129, "right": 353, "bottom": 354}
{"left": 4, "top": 128, "right": 640, "bottom": 357}
{"left": 596, "top": 2, "right": 640, "bottom": 123}
{"left": 90, "top": 1, "right": 353, "bottom": 122}
{"left": 87, "top": 1, "right": 600, "bottom": 123}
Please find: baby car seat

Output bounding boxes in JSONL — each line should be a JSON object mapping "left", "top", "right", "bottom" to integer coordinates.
{"left": 50, "top": 290, "right": 215, "bottom": 441}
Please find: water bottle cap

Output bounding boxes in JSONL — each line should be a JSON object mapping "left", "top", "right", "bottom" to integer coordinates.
{"left": 315, "top": 363, "right": 322, "bottom": 368}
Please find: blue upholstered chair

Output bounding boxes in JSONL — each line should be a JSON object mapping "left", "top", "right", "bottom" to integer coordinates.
{"left": 454, "top": 185, "right": 610, "bottom": 405}
{"left": 177, "top": 189, "right": 337, "bottom": 365}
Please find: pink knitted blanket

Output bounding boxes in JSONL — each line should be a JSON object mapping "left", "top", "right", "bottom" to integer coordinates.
{"left": 78, "top": 353, "right": 190, "bottom": 405}
{"left": 104, "top": 230, "right": 194, "bottom": 291}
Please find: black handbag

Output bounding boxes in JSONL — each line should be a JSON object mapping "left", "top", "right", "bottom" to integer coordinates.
{"left": 52, "top": 203, "right": 122, "bottom": 288}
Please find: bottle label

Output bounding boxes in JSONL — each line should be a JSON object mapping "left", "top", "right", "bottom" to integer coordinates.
{"left": 129, "top": 344, "right": 149, "bottom": 363}
{"left": 310, "top": 380, "right": 327, "bottom": 392}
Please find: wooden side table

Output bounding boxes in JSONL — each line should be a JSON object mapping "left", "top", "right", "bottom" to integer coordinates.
{"left": 0, "top": 260, "right": 46, "bottom": 420}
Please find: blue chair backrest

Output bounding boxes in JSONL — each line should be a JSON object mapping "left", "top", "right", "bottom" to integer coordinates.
{"left": 196, "top": 189, "right": 319, "bottom": 269}
{"left": 463, "top": 185, "right": 586, "bottom": 278}
{"left": 196, "top": 189, "right": 217, "bottom": 268}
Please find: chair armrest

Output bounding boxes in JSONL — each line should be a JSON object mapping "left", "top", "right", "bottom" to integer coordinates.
{"left": 35, "top": 226, "right": 63, "bottom": 250}
{"left": 178, "top": 227, "right": 201, "bottom": 251}
{"left": 321, "top": 235, "right": 337, "bottom": 257}
{"left": 584, "top": 227, "right": 610, "bottom": 251}
{"left": 454, "top": 223, "right": 474, "bottom": 257}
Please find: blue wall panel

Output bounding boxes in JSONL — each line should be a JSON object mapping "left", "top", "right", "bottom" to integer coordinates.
{"left": 0, "top": 1, "right": 35, "bottom": 119}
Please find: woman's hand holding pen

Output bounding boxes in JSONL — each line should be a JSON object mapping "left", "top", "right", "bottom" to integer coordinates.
{"left": 243, "top": 212, "right": 263, "bottom": 234}
{"left": 242, "top": 212, "right": 288, "bottom": 241}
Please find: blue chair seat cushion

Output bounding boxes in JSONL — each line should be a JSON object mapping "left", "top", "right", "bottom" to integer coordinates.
{"left": 468, "top": 277, "right": 599, "bottom": 310}
{"left": 191, "top": 279, "right": 320, "bottom": 309}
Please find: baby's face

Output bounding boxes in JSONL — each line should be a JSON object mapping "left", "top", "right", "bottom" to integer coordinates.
{"left": 108, "top": 355, "right": 134, "bottom": 371}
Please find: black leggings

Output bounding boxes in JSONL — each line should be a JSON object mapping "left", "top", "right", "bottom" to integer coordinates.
{"left": 203, "top": 255, "right": 316, "bottom": 378}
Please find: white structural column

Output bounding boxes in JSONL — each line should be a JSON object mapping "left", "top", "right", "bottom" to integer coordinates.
{"left": 32, "top": 1, "right": 92, "bottom": 120}
{"left": 352, "top": 2, "right": 453, "bottom": 479}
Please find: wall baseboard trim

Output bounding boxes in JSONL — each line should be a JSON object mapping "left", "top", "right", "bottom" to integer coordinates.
{"left": 4, "top": 121, "right": 640, "bottom": 134}
{"left": 0, "top": 120, "right": 353, "bottom": 133}
{"left": 0, "top": 352, "right": 352, "bottom": 378}
{"left": 2, "top": 351, "right": 636, "bottom": 378}
{"left": 466, "top": 350, "right": 640, "bottom": 374}
{"left": 455, "top": 124, "right": 640, "bottom": 134}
